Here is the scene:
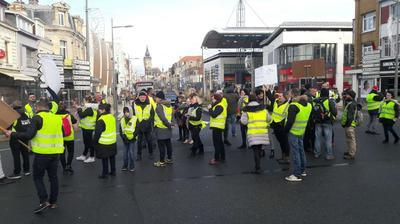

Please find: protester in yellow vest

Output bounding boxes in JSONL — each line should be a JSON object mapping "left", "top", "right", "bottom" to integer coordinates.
{"left": 241, "top": 94, "right": 271, "bottom": 174}
{"left": 119, "top": 107, "right": 137, "bottom": 172}
{"left": 238, "top": 88, "right": 250, "bottom": 149}
{"left": 208, "top": 93, "right": 227, "bottom": 165}
{"left": 366, "top": 85, "right": 384, "bottom": 135}
{"left": 341, "top": 90, "right": 359, "bottom": 160}
{"left": 7, "top": 99, "right": 64, "bottom": 213}
{"left": 94, "top": 104, "right": 117, "bottom": 179}
{"left": 76, "top": 96, "right": 97, "bottom": 163}
{"left": 25, "top": 92, "right": 36, "bottom": 118}
{"left": 188, "top": 93, "right": 205, "bottom": 156}
{"left": 378, "top": 91, "right": 399, "bottom": 144}
{"left": 284, "top": 89, "right": 312, "bottom": 182}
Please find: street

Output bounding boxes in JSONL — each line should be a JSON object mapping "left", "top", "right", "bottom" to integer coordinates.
{"left": 1, "top": 115, "right": 400, "bottom": 224}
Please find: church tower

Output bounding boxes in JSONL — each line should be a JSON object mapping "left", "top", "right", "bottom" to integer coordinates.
{"left": 143, "top": 46, "right": 152, "bottom": 78}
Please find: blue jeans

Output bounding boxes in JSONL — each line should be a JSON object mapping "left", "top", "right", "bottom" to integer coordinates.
{"left": 314, "top": 123, "right": 333, "bottom": 157}
{"left": 123, "top": 142, "right": 135, "bottom": 170}
{"left": 224, "top": 114, "right": 237, "bottom": 139}
{"left": 288, "top": 133, "right": 306, "bottom": 176}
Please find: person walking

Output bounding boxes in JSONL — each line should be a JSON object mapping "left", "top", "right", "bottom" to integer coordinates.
{"left": 237, "top": 89, "right": 249, "bottom": 149}
{"left": 284, "top": 89, "right": 312, "bottom": 182}
{"left": 241, "top": 94, "right": 270, "bottom": 174}
{"left": 7, "top": 99, "right": 64, "bottom": 213}
{"left": 341, "top": 90, "right": 359, "bottom": 160}
{"left": 76, "top": 96, "right": 97, "bottom": 163}
{"left": 366, "top": 85, "right": 384, "bottom": 135}
{"left": 208, "top": 93, "right": 227, "bottom": 165}
{"left": 153, "top": 91, "right": 174, "bottom": 167}
{"left": 379, "top": 91, "right": 399, "bottom": 144}
{"left": 120, "top": 107, "right": 137, "bottom": 172}
{"left": 94, "top": 104, "right": 117, "bottom": 179}
{"left": 188, "top": 93, "right": 205, "bottom": 156}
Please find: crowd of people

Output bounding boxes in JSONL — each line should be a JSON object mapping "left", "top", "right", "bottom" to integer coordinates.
{"left": 0, "top": 82, "right": 399, "bottom": 213}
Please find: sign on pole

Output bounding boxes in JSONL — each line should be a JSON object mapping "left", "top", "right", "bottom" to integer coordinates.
{"left": 254, "top": 64, "right": 278, "bottom": 87}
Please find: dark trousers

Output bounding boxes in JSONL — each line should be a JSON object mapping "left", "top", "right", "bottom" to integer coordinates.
{"left": 137, "top": 131, "right": 153, "bottom": 156}
{"left": 33, "top": 154, "right": 59, "bottom": 204}
{"left": 240, "top": 124, "right": 247, "bottom": 147}
{"left": 183, "top": 126, "right": 189, "bottom": 140}
{"left": 178, "top": 126, "right": 184, "bottom": 139}
{"left": 212, "top": 129, "right": 225, "bottom": 161}
{"left": 101, "top": 156, "right": 116, "bottom": 176}
{"left": 383, "top": 124, "right": 399, "bottom": 141}
{"left": 60, "top": 141, "right": 74, "bottom": 169}
{"left": 82, "top": 129, "right": 94, "bottom": 157}
{"left": 10, "top": 140, "right": 30, "bottom": 175}
{"left": 303, "top": 122, "right": 315, "bottom": 151}
{"left": 274, "top": 127, "right": 290, "bottom": 157}
{"left": 252, "top": 145, "right": 263, "bottom": 170}
{"left": 190, "top": 126, "right": 204, "bottom": 153}
{"left": 157, "top": 139, "right": 172, "bottom": 162}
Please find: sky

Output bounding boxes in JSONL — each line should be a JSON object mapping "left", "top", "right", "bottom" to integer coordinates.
{"left": 38, "top": 0, "right": 355, "bottom": 74}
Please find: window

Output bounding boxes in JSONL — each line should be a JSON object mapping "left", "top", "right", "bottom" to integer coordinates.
{"left": 60, "top": 40, "right": 67, "bottom": 59}
{"left": 26, "top": 47, "right": 36, "bottom": 68}
{"left": 362, "top": 44, "right": 373, "bottom": 56}
{"left": 58, "top": 12, "right": 65, "bottom": 26}
{"left": 381, "top": 37, "right": 391, "bottom": 57}
{"left": 363, "top": 11, "right": 376, "bottom": 32}
{"left": 344, "top": 44, "right": 354, "bottom": 66}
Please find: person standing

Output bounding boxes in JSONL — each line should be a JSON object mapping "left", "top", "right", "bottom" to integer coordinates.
{"left": 0, "top": 154, "right": 15, "bottom": 185}
{"left": 94, "top": 104, "right": 117, "bottom": 178}
{"left": 133, "top": 91, "right": 155, "bottom": 160}
{"left": 76, "top": 96, "right": 97, "bottom": 163}
{"left": 284, "top": 89, "right": 312, "bottom": 182}
{"left": 366, "top": 86, "right": 384, "bottom": 135}
{"left": 120, "top": 107, "right": 137, "bottom": 172}
{"left": 153, "top": 91, "right": 174, "bottom": 167}
{"left": 7, "top": 99, "right": 64, "bottom": 213}
{"left": 208, "top": 93, "right": 227, "bottom": 165}
{"left": 188, "top": 93, "right": 204, "bottom": 156}
{"left": 240, "top": 94, "right": 270, "bottom": 174}
{"left": 237, "top": 89, "right": 249, "bottom": 149}
{"left": 303, "top": 84, "right": 317, "bottom": 153}
{"left": 174, "top": 95, "right": 186, "bottom": 141}
{"left": 379, "top": 91, "right": 399, "bottom": 144}
{"left": 57, "top": 101, "right": 77, "bottom": 174}
{"left": 25, "top": 92, "right": 36, "bottom": 119}
{"left": 341, "top": 90, "right": 359, "bottom": 160}
{"left": 224, "top": 85, "right": 239, "bottom": 140}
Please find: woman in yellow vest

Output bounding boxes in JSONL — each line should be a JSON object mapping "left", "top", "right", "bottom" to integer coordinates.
{"left": 379, "top": 91, "right": 399, "bottom": 144}
{"left": 241, "top": 94, "right": 270, "bottom": 174}
{"left": 188, "top": 93, "right": 205, "bottom": 156}
{"left": 238, "top": 88, "right": 250, "bottom": 149}
{"left": 119, "top": 107, "right": 137, "bottom": 172}
{"left": 76, "top": 96, "right": 97, "bottom": 163}
{"left": 93, "top": 104, "right": 117, "bottom": 179}
{"left": 208, "top": 93, "right": 227, "bottom": 165}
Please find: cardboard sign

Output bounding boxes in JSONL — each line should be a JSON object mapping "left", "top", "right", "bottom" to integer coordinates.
{"left": 255, "top": 64, "right": 278, "bottom": 87}
{"left": 0, "top": 100, "right": 20, "bottom": 129}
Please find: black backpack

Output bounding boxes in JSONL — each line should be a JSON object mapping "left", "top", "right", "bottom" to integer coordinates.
{"left": 313, "top": 98, "right": 330, "bottom": 122}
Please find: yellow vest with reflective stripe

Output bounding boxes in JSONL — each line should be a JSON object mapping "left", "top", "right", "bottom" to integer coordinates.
{"left": 154, "top": 105, "right": 173, "bottom": 129}
{"left": 79, "top": 108, "right": 97, "bottom": 130}
{"left": 221, "top": 97, "right": 228, "bottom": 109}
{"left": 366, "top": 93, "right": 382, "bottom": 111}
{"left": 379, "top": 100, "right": 396, "bottom": 120}
{"left": 290, "top": 102, "right": 312, "bottom": 136}
{"left": 98, "top": 114, "right": 117, "bottom": 145}
{"left": 25, "top": 103, "right": 34, "bottom": 119}
{"left": 134, "top": 103, "right": 151, "bottom": 122}
{"left": 210, "top": 102, "right": 227, "bottom": 129}
{"left": 149, "top": 96, "right": 157, "bottom": 109}
{"left": 247, "top": 109, "right": 268, "bottom": 135}
{"left": 50, "top": 101, "right": 58, "bottom": 114}
{"left": 31, "top": 112, "right": 64, "bottom": 154}
{"left": 188, "top": 107, "right": 205, "bottom": 127}
{"left": 272, "top": 101, "right": 289, "bottom": 123}
{"left": 121, "top": 116, "right": 137, "bottom": 140}
{"left": 60, "top": 114, "right": 74, "bottom": 141}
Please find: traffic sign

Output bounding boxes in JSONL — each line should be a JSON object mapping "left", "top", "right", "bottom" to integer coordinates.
{"left": 74, "top": 86, "right": 91, "bottom": 91}
{"left": 72, "top": 70, "right": 91, "bottom": 75}
{"left": 73, "top": 59, "right": 90, "bottom": 66}
{"left": 73, "top": 64, "right": 90, "bottom": 70}
{"left": 73, "top": 81, "right": 91, "bottom": 86}
{"left": 73, "top": 75, "right": 91, "bottom": 80}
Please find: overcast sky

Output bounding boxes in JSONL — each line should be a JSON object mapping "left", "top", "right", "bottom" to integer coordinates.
{"left": 38, "top": 0, "right": 355, "bottom": 74}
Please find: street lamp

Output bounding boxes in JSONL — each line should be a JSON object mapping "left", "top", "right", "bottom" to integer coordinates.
{"left": 111, "top": 18, "right": 133, "bottom": 118}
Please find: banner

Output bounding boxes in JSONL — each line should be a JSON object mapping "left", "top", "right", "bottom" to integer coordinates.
{"left": 255, "top": 64, "right": 278, "bottom": 87}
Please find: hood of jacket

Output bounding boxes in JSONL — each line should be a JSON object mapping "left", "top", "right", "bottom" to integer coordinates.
{"left": 135, "top": 98, "right": 150, "bottom": 106}
{"left": 292, "top": 95, "right": 309, "bottom": 106}
{"left": 243, "top": 101, "right": 265, "bottom": 112}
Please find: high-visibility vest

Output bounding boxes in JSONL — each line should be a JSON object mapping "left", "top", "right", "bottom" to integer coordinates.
{"left": 61, "top": 114, "right": 74, "bottom": 141}
{"left": 25, "top": 103, "right": 34, "bottom": 119}
{"left": 50, "top": 101, "right": 58, "bottom": 114}
{"left": 31, "top": 112, "right": 64, "bottom": 154}
{"left": 320, "top": 99, "right": 335, "bottom": 120}
{"left": 210, "top": 102, "right": 227, "bottom": 129}
{"left": 247, "top": 109, "right": 268, "bottom": 135}
{"left": 154, "top": 105, "right": 173, "bottom": 129}
{"left": 188, "top": 107, "right": 204, "bottom": 127}
{"left": 241, "top": 96, "right": 249, "bottom": 108}
{"left": 289, "top": 102, "right": 312, "bottom": 136}
{"left": 272, "top": 101, "right": 289, "bottom": 123}
{"left": 98, "top": 114, "right": 117, "bottom": 145}
{"left": 366, "top": 93, "right": 382, "bottom": 111}
{"left": 121, "top": 116, "right": 137, "bottom": 140}
{"left": 79, "top": 107, "right": 97, "bottom": 130}
{"left": 221, "top": 97, "right": 228, "bottom": 109}
{"left": 149, "top": 96, "right": 157, "bottom": 109}
{"left": 315, "top": 92, "right": 320, "bottom": 98}
{"left": 341, "top": 102, "right": 357, "bottom": 127}
{"left": 379, "top": 100, "right": 396, "bottom": 120}
{"left": 134, "top": 103, "right": 152, "bottom": 122}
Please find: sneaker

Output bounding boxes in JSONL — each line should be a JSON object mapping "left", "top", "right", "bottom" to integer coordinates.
{"left": 285, "top": 175, "right": 302, "bottom": 182}
{"left": 343, "top": 154, "right": 355, "bottom": 160}
{"left": 49, "top": 204, "right": 58, "bottom": 209}
{"left": 188, "top": 140, "right": 194, "bottom": 145}
{"left": 76, "top": 155, "right": 87, "bottom": 161}
{"left": 0, "top": 177, "right": 15, "bottom": 185}
{"left": 24, "top": 172, "right": 31, "bottom": 176}
{"left": 7, "top": 174, "right": 22, "bottom": 180}
{"left": 33, "top": 202, "right": 50, "bottom": 214}
{"left": 84, "top": 157, "right": 95, "bottom": 163}
{"left": 129, "top": 169, "right": 135, "bottom": 172}
{"left": 121, "top": 167, "right": 128, "bottom": 171}
{"left": 208, "top": 159, "right": 218, "bottom": 165}
{"left": 301, "top": 171, "right": 307, "bottom": 177}
{"left": 183, "top": 139, "right": 189, "bottom": 144}
{"left": 325, "top": 155, "right": 336, "bottom": 161}
{"left": 154, "top": 161, "right": 166, "bottom": 167}
{"left": 165, "top": 159, "right": 173, "bottom": 164}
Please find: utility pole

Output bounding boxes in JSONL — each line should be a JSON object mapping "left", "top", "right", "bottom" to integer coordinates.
{"left": 111, "top": 18, "right": 117, "bottom": 117}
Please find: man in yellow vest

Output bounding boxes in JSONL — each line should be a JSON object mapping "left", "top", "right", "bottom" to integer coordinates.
{"left": 284, "top": 89, "right": 312, "bottom": 182}
{"left": 93, "top": 104, "right": 117, "bottom": 178}
{"left": 378, "top": 91, "right": 399, "bottom": 144}
{"left": 76, "top": 96, "right": 97, "bottom": 163}
{"left": 153, "top": 91, "right": 174, "bottom": 167}
{"left": 6, "top": 99, "right": 64, "bottom": 213}
{"left": 208, "top": 93, "right": 227, "bottom": 165}
{"left": 341, "top": 90, "right": 359, "bottom": 160}
{"left": 25, "top": 92, "right": 36, "bottom": 119}
{"left": 119, "top": 107, "right": 137, "bottom": 171}
{"left": 366, "top": 85, "right": 384, "bottom": 135}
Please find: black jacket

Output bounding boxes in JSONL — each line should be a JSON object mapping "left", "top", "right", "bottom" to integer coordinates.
{"left": 342, "top": 99, "right": 357, "bottom": 128}
{"left": 313, "top": 97, "right": 338, "bottom": 124}
{"left": 132, "top": 98, "right": 155, "bottom": 132}
{"left": 9, "top": 108, "right": 31, "bottom": 144}
{"left": 77, "top": 107, "right": 95, "bottom": 119}
{"left": 94, "top": 112, "right": 117, "bottom": 159}
{"left": 188, "top": 103, "right": 202, "bottom": 128}
{"left": 224, "top": 86, "right": 239, "bottom": 115}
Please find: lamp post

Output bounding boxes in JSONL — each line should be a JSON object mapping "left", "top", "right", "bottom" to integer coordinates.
{"left": 111, "top": 18, "right": 133, "bottom": 118}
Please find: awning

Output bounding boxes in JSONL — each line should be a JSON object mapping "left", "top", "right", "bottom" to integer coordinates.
{"left": 0, "top": 69, "right": 35, "bottom": 82}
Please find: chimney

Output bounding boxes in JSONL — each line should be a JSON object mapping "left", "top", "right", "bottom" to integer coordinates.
{"left": 29, "top": 0, "right": 39, "bottom": 5}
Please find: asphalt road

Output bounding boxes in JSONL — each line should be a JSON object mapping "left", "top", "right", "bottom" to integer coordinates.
{"left": 1, "top": 116, "right": 400, "bottom": 224}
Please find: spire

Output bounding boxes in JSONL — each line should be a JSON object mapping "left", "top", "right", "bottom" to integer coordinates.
{"left": 145, "top": 45, "right": 151, "bottom": 58}
{"left": 236, "top": 0, "right": 245, "bottom": 27}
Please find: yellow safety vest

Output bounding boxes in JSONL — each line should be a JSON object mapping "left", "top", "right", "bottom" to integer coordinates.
{"left": 272, "top": 101, "right": 289, "bottom": 123}
{"left": 341, "top": 102, "right": 357, "bottom": 127}
{"left": 134, "top": 103, "right": 152, "bottom": 122}
{"left": 149, "top": 96, "right": 157, "bottom": 109}
{"left": 221, "top": 97, "right": 228, "bottom": 109}
{"left": 98, "top": 114, "right": 117, "bottom": 145}
{"left": 247, "top": 109, "right": 268, "bottom": 135}
{"left": 79, "top": 107, "right": 98, "bottom": 130}
{"left": 25, "top": 103, "right": 34, "bottom": 119}
{"left": 210, "top": 102, "right": 227, "bottom": 130}
{"left": 366, "top": 93, "right": 382, "bottom": 111}
{"left": 31, "top": 112, "right": 64, "bottom": 154}
{"left": 154, "top": 104, "right": 173, "bottom": 129}
{"left": 188, "top": 107, "right": 206, "bottom": 128}
{"left": 50, "top": 101, "right": 58, "bottom": 114}
{"left": 61, "top": 114, "right": 74, "bottom": 141}
{"left": 290, "top": 102, "right": 312, "bottom": 136}
{"left": 121, "top": 116, "right": 137, "bottom": 140}
{"left": 379, "top": 100, "right": 396, "bottom": 121}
